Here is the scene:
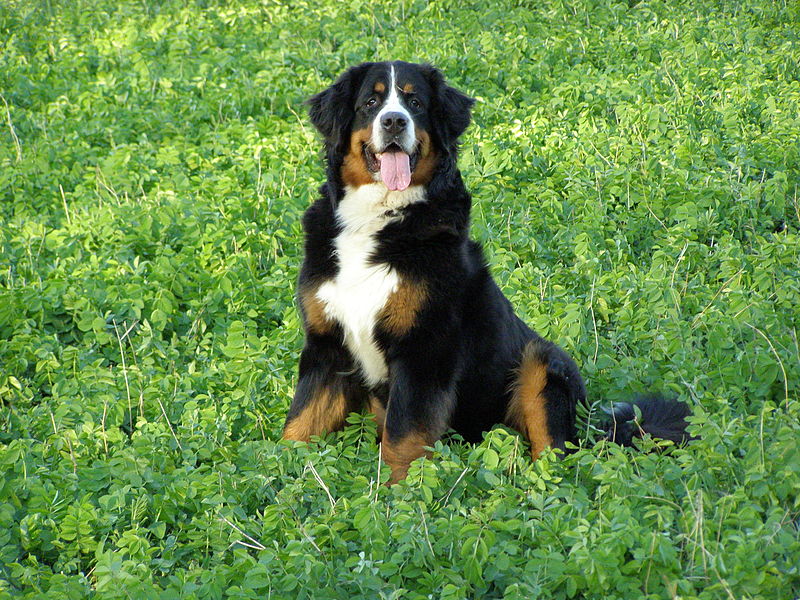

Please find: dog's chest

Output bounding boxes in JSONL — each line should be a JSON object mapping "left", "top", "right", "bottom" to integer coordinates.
{"left": 315, "top": 184, "right": 425, "bottom": 386}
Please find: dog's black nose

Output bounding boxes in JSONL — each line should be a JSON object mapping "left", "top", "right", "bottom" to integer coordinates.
{"left": 381, "top": 111, "right": 408, "bottom": 134}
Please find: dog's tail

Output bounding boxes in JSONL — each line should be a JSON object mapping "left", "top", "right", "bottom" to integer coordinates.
{"left": 602, "top": 395, "right": 693, "bottom": 447}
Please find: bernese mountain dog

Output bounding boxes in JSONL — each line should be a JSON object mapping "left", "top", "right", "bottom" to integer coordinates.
{"left": 283, "top": 61, "right": 691, "bottom": 484}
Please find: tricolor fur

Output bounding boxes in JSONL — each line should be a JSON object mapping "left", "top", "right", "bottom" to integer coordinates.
{"left": 284, "top": 61, "right": 692, "bottom": 483}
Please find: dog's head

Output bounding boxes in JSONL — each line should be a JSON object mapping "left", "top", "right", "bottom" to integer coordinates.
{"left": 307, "top": 61, "right": 474, "bottom": 191}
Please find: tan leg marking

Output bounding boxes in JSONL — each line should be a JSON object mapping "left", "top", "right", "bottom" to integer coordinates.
{"left": 283, "top": 386, "right": 348, "bottom": 442}
{"left": 378, "top": 278, "right": 428, "bottom": 336}
{"left": 368, "top": 396, "right": 386, "bottom": 439}
{"left": 505, "top": 343, "right": 552, "bottom": 459}
{"left": 381, "top": 429, "right": 431, "bottom": 484}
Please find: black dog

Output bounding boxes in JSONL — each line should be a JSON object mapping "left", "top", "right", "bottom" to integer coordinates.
{"left": 283, "top": 61, "right": 690, "bottom": 483}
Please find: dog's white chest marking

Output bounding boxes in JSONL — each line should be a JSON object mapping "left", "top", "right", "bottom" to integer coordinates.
{"left": 316, "top": 184, "right": 426, "bottom": 386}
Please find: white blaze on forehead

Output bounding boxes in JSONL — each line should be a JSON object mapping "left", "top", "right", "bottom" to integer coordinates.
{"left": 371, "top": 64, "right": 416, "bottom": 152}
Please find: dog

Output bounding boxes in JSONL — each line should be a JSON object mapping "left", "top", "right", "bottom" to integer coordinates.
{"left": 283, "top": 61, "right": 691, "bottom": 483}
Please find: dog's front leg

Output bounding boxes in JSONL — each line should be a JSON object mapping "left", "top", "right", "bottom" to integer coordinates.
{"left": 283, "top": 334, "right": 366, "bottom": 441}
{"left": 381, "top": 354, "right": 457, "bottom": 484}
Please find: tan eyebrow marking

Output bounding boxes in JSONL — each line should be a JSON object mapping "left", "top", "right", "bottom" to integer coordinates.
{"left": 402, "top": 83, "right": 414, "bottom": 93}
{"left": 374, "top": 82, "right": 386, "bottom": 93}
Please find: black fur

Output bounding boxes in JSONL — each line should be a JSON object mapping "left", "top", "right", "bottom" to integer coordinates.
{"left": 285, "top": 61, "right": 692, "bottom": 479}
{"left": 307, "top": 63, "right": 376, "bottom": 150}
{"left": 604, "top": 396, "right": 693, "bottom": 447}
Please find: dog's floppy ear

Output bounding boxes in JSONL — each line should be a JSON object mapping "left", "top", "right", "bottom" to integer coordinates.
{"left": 424, "top": 64, "right": 475, "bottom": 144}
{"left": 307, "top": 63, "right": 374, "bottom": 150}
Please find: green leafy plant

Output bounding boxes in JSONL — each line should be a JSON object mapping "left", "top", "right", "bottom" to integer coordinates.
{"left": 1, "top": 0, "right": 799, "bottom": 598}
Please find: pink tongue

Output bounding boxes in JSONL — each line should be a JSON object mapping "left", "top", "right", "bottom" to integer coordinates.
{"left": 379, "top": 151, "right": 411, "bottom": 191}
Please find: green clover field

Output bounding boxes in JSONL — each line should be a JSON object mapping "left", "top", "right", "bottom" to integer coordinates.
{"left": 1, "top": 0, "right": 799, "bottom": 598}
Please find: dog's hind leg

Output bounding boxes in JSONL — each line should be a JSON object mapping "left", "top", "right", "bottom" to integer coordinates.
{"left": 505, "top": 340, "right": 583, "bottom": 458}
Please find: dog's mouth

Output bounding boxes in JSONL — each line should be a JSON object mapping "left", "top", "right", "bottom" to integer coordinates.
{"left": 363, "top": 142, "right": 420, "bottom": 191}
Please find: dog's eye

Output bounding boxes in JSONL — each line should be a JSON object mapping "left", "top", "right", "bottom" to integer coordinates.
{"left": 408, "top": 97, "right": 421, "bottom": 109}
{"left": 366, "top": 97, "right": 378, "bottom": 108}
